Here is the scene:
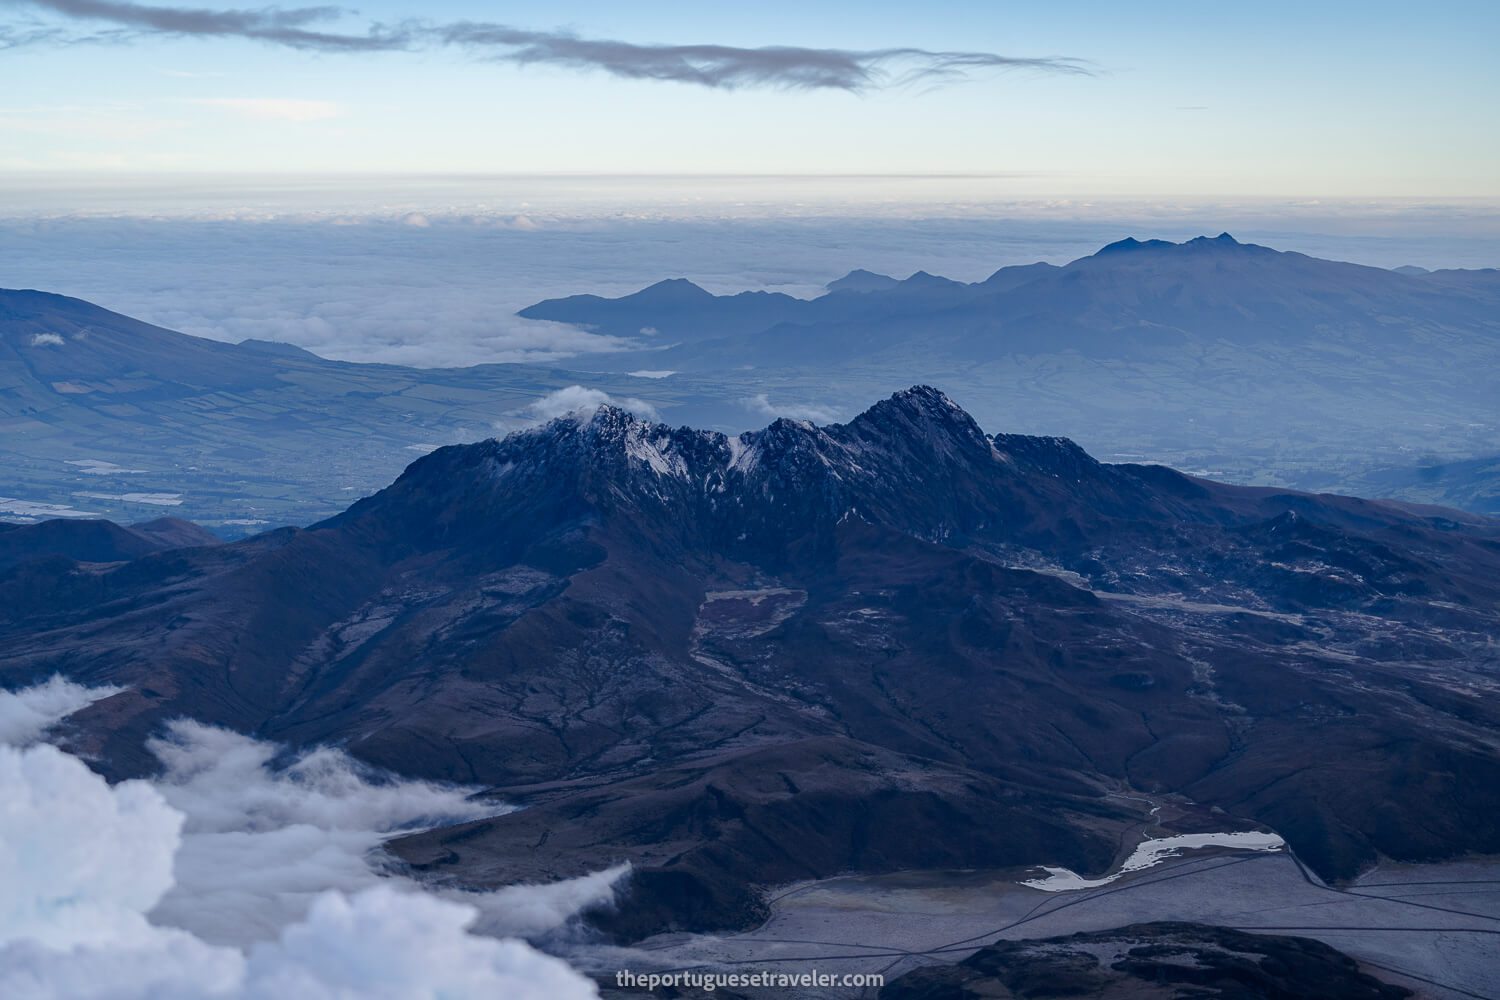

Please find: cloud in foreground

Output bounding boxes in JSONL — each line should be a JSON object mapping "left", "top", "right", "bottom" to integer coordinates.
{"left": 0, "top": 675, "right": 121, "bottom": 745}
{"left": 12, "top": 0, "right": 1091, "bottom": 91}
{"left": 0, "top": 680, "right": 605, "bottom": 999}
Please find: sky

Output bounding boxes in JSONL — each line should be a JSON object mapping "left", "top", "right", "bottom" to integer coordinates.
{"left": 1, "top": 0, "right": 1498, "bottom": 198}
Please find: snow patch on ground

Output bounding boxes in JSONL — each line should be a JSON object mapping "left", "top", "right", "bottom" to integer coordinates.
{"left": 1020, "top": 831, "right": 1286, "bottom": 891}
{"left": 75, "top": 492, "right": 184, "bottom": 506}
{"left": 67, "top": 460, "right": 148, "bottom": 475}
{"left": 0, "top": 496, "right": 101, "bottom": 518}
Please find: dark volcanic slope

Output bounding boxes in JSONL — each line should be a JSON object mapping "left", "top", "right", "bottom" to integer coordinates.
{"left": 0, "top": 516, "right": 220, "bottom": 571}
{"left": 3, "top": 387, "right": 1499, "bottom": 936}
{"left": 880, "top": 922, "right": 1411, "bottom": 1000}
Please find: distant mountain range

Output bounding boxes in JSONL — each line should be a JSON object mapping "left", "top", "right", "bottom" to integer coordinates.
{"left": 6, "top": 388, "right": 1498, "bottom": 940}
{"left": 5, "top": 235, "right": 1498, "bottom": 534}
{"left": 0, "top": 288, "right": 695, "bottom": 533}
{"left": 522, "top": 233, "right": 1500, "bottom": 366}
{"left": 522, "top": 234, "right": 1500, "bottom": 513}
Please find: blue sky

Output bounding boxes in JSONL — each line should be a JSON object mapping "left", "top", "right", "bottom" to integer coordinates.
{"left": 1, "top": 0, "right": 1497, "bottom": 197}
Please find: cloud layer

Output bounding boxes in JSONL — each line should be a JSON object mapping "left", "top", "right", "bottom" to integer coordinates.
{"left": 12, "top": 0, "right": 1089, "bottom": 92}
{"left": 0, "top": 675, "right": 122, "bottom": 745}
{"left": 143, "top": 719, "right": 507, "bottom": 946}
{"left": 0, "top": 680, "right": 609, "bottom": 999}
{"left": 528, "top": 385, "right": 660, "bottom": 423}
{"left": 741, "top": 392, "right": 839, "bottom": 424}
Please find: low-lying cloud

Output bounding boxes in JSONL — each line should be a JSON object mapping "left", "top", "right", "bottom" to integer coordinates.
{"left": 143, "top": 719, "right": 505, "bottom": 946}
{"left": 528, "top": 385, "right": 661, "bottom": 422}
{"left": 0, "top": 679, "right": 618, "bottom": 999}
{"left": 741, "top": 392, "right": 839, "bottom": 424}
{"left": 12, "top": 0, "right": 1091, "bottom": 92}
{"left": 0, "top": 675, "right": 122, "bottom": 745}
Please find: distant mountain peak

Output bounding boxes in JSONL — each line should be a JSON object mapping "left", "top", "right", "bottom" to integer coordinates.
{"left": 1094, "top": 232, "right": 1270, "bottom": 258}
{"left": 1185, "top": 232, "right": 1242, "bottom": 248}
{"left": 235, "top": 338, "right": 323, "bottom": 361}
{"left": 1096, "top": 236, "right": 1176, "bottom": 255}
{"left": 878, "top": 384, "right": 968, "bottom": 421}
{"left": 633, "top": 278, "right": 713, "bottom": 301}
{"left": 825, "top": 269, "right": 898, "bottom": 294}
{"left": 901, "top": 270, "right": 963, "bottom": 288}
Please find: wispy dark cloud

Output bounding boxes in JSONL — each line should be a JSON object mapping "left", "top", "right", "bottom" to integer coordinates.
{"left": 16, "top": 0, "right": 412, "bottom": 50}
{"left": 438, "top": 25, "right": 1092, "bottom": 91}
{"left": 9, "top": 0, "right": 1093, "bottom": 91}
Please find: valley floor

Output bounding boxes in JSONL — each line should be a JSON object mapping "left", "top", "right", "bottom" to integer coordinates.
{"left": 583, "top": 852, "right": 1500, "bottom": 1000}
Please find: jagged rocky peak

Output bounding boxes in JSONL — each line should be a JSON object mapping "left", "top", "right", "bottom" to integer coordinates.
{"left": 492, "top": 402, "right": 720, "bottom": 483}
{"left": 990, "top": 431, "right": 1100, "bottom": 476}
{"left": 365, "top": 385, "right": 1123, "bottom": 555}
{"left": 453, "top": 386, "right": 1112, "bottom": 502}
{"left": 843, "top": 385, "right": 991, "bottom": 457}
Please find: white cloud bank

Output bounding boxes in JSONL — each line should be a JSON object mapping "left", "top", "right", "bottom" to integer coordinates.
{"left": 741, "top": 393, "right": 839, "bottom": 424}
{"left": 144, "top": 720, "right": 506, "bottom": 947}
{"left": 0, "top": 676, "right": 122, "bottom": 745}
{"left": 529, "top": 385, "right": 660, "bottom": 422}
{"left": 0, "top": 680, "right": 606, "bottom": 999}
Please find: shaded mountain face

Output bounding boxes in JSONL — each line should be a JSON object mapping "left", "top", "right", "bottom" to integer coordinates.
{"left": 0, "top": 287, "right": 693, "bottom": 533}
{"left": 880, "top": 922, "right": 1411, "bottom": 1000}
{"left": 518, "top": 237, "right": 1500, "bottom": 517}
{"left": 826, "top": 268, "right": 901, "bottom": 294}
{"left": 0, "top": 516, "right": 220, "bottom": 571}
{"left": 522, "top": 234, "right": 1500, "bottom": 367}
{"left": 1354, "top": 453, "right": 1500, "bottom": 517}
{"left": 516, "top": 278, "right": 808, "bottom": 343}
{"left": 3, "top": 388, "right": 1500, "bottom": 938}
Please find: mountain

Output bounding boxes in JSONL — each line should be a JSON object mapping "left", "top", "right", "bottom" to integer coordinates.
{"left": 0, "top": 516, "right": 220, "bottom": 571}
{"left": 825, "top": 268, "right": 899, "bottom": 294}
{"left": 0, "top": 287, "right": 694, "bottom": 534}
{"left": 881, "top": 923, "right": 1411, "bottom": 1000}
{"left": 4, "top": 387, "right": 1499, "bottom": 940}
{"left": 527, "top": 234, "right": 1500, "bottom": 367}
{"left": 517, "top": 278, "right": 807, "bottom": 342}
{"left": 1354, "top": 453, "right": 1500, "bottom": 516}
{"left": 519, "top": 235, "right": 1500, "bottom": 517}
{"left": 9, "top": 235, "right": 1500, "bottom": 536}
